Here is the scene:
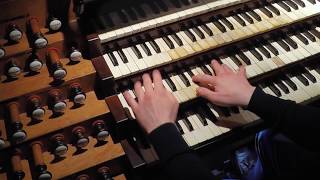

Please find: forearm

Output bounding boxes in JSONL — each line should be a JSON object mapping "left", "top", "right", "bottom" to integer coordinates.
{"left": 148, "top": 123, "right": 217, "bottom": 180}
{"left": 248, "top": 88, "right": 320, "bottom": 151}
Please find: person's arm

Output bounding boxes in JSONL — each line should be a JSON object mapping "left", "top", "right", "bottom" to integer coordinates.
{"left": 193, "top": 60, "right": 320, "bottom": 152}
{"left": 247, "top": 87, "right": 320, "bottom": 151}
{"left": 148, "top": 123, "right": 215, "bottom": 180}
{"left": 123, "top": 70, "right": 217, "bottom": 180}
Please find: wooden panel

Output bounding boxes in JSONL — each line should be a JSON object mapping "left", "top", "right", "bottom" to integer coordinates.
{"left": 0, "top": 58, "right": 95, "bottom": 103}
{"left": 105, "top": 95, "right": 127, "bottom": 124}
{"left": 0, "top": 159, "right": 32, "bottom": 180}
{"left": 0, "top": 30, "right": 65, "bottom": 76}
{"left": 114, "top": 174, "right": 127, "bottom": 180}
{"left": 0, "top": 0, "right": 78, "bottom": 36}
{"left": 1, "top": 91, "right": 109, "bottom": 148}
{"left": 43, "top": 136, "right": 124, "bottom": 179}
{"left": 0, "top": 33, "right": 31, "bottom": 59}
{"left": 92, "top": 56, "right": 113, "bottom": 80}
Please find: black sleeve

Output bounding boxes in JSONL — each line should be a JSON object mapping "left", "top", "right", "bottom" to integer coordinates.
{"left": 247, "top": 88, "right": 320, "bottom": 151}
{"left": 148, "top": 123, "right": 218, "bottom": 180}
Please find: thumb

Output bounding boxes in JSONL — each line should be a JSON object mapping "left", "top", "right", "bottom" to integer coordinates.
{"left": 197, "top": 87, "right": 215, "bottom": 100}
{"left": 238, "top": 66, "right": 247, "bottom": 78}
{"left": 197, "top": 87, "right": 227, "bottom": 106}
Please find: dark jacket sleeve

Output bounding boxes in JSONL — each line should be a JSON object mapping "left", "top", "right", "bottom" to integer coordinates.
{"left": 148, "top": 123, "right": 218, "bottom": 180}
{"left": 247, "top": 88, "right": 320, "bottom": 151}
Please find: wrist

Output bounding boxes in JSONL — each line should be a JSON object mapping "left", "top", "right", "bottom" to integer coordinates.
{"left": 242, "top": 86, "right": 256, "bottom": 107}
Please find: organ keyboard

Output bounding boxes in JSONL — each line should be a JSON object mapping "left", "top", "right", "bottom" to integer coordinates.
{"left": 85, "top": 0, "right": 320, "bottom": 169}
{"left": 1, "top": 0, "right": 320, "bottom": 179}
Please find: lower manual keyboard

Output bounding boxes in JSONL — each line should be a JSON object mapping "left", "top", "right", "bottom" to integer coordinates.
{"left": 176, "top": 104, "right": 260, "bottom": 147}
{"left": 260, "top": 64, "right": 320, "bottom": 103}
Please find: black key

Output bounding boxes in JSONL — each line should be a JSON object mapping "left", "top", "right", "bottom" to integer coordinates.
{"left": 296, "top": 33, "right": 309, "bottom": 45}
{"left": 196, "top": 114, "right": 208, "bottom": 126}
{"left": 296, "top": 73, "right": 309, "bottom": 86}
{"left": 218, "top": 107, "right": 231, "bottom": 116}
{"left": 166, "top": 27, "right": 183, "bottom": 46}
{"left": 133, "top": 5, "right": 146, "bottom": 18}
{"left": 275, "top": 79, "right": 290, "bottom": 94}
{"left": 265, "top": 42, "right": 279, "bottom": 56}
{"left": 277, "top": 1, "right": 291, "bottom": 12}
{"left": 117, "top": 50, "right": 128, "bottom": 63}
{"left": 147, "top": 1, "right": 160, "bottom": 14}
{"left": 210, "top": 17, "right": 227, "bottom": 32}
{"left": 145, "top": 33, "right": 161, "bottom": 53}
{"left": 101, "top": 13, "right": 114, "bottom": 27}
{"left": 306, "top": 0, "right": 316, "bottom": 4}
{"left": 302, "top": 69, "right": 317, "bottom": 83}
{"left": 165, "top": 77, "right": 177, "bottom": 91}
{"left": 240, "top": 12, "right": 254, "bottom": 24}
{"left": 284, "top": 35, "right": 298, "bottom": 49}
{"left": 192, "top": 26, "right": 205, "bottom": 39}
{"left": 187, "top": 69, "right": 195, "bottom": 77}
{"left": 232, "top": 14, "right": 246, "bottom": 26}
{"left": 292, "top": 0, "right": 305, "bottom": 7}
{"left": 125, "top": 7, "right": 138, "bottom": 21}
{"left": 257, "top": 45, "right": 271, "bottom": 58}
{"left": 180, "top": 0, "right": 191, "bottom": 6}
{"left": 108, "top": 52, "right": 118, "bottom": 66}
{"left": 248, "top": 10, "right": 262, "bottom": 21}
{"left": 268, "top": 83, "right": 282, "bottom": 97}
{"left": 183, "top": 118, "right": 194, "bottom": 131}
{"left": 282, "top": 75, "right": 298, "bottom": 90}
{"left": 183, "top": 28, "right": 197, "bottom": 42}
{"left": 176, "top": 122, "right": 184, "bottom": 134}
{"left": 285, "top": 0, "right": 299, "bottom": 10}
{"left": 171, "top": 33, "right": 183, "bottom": 46}
{"left": 170, "top": 0, "right": 182, "bottom": 8}
{"left": 310, "top": 29, "right": 320, "bottom": 39}
{"left": 259, "top": 7, "right": 273, "bottom": 18}
{"left": 118, "top": 9, "right": 129, "bottom": 23}
{"left": 303, "top": 31, "right": 316, "bottom": 42}
{"left": 250, "top": 48, "right": 263, "bottom": 61}
{"left": 218, "top": 15, "right": 234, "bottom": 30}
{"left": 238, "top": 51, "right": 251, "bottom": 65}
{"left": 162, "top": 36, "right": 175, "bottom": 49}
{"left": 276, "top": 39, "right": 291, "bottom": 52}
{"left": 149, "top": 40, "right": 161, "bottom": 53}
{"left": 266, "top": 4, "right": 281, "bottom": 16}
{"left": 179, "top": 73, "right": 191, "bottom": 87}
{"left": 195, "top": 18, "right": 213, "bottom": 36}
{"left": 131, "top": 45, "right": 143, "bottom": 59}
{"left": 155, "top": 0, "right": 169, "bottom": 12}
{"left": 229, "top": 55, "right": 242, "bottom": 67}
{"left": 200, "top": 65, "right": 212, "bottom": 75}
{"left": 229, "top": 106, "right": 240, "bottom": 114}
{"left": 315, "top": 67, "right": 320, "bottom": 75}
{"left": 140, "top": 43, "right": 152, "bottom": 56}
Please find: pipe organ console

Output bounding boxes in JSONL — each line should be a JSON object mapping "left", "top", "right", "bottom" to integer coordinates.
{"left": 0, "top": 0, "right": 319, "bottom": 179}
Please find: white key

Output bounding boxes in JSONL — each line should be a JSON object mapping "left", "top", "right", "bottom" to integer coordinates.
{"left": 136, "top": 44, "right": 155, "bottom": 67}
{"left": 255, "top": 48, "right": 278, "bottom": 70}
{"left": 187, "top": 116, "right": 208, "bottom": 142}
{"left": 126, "top": 47, "right": 148, "bottom": 70}
{"left": 103, "top": 53, "right": 122, "bottom": 78}
{"left": 207, "top": 103, "right": 220, "bottom": 119}
{"left": 118, "top": 93, "right": 135, "bottom": 119}
{"left": 176, "top": 32, "right": 197, "bottom": 54}
{"left": 120, "top": 49, "right": 140, "bottom": 73}
{"left": 191, "top": 115, "right": 215, "bottom": 140}
{"left": 112, "top": 51, "right": 131, "bottom": 76}
{"left": 206, "top": 22, "right": 232, "bottom": 43}
{"left": 177, "top": 120, "right": 197, "bottom": 146}
{"left": 145, "top": 42, "right": 163, "bottom": 65}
